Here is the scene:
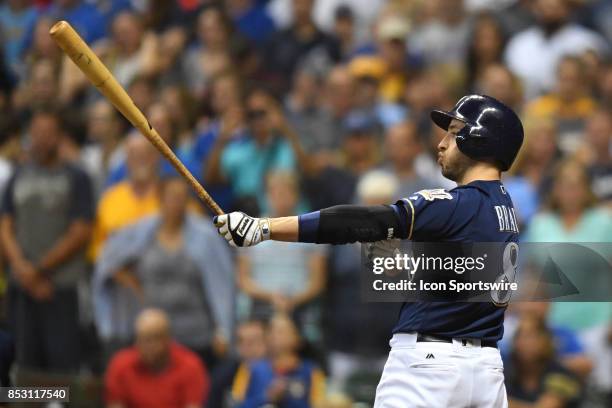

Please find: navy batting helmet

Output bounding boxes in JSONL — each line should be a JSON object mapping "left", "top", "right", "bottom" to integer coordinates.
{"left": 430, "top": 94, "right": 524, "bottom": 171}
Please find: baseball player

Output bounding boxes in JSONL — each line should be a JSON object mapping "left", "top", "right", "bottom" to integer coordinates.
{"left": 214, "top": 95, "right": 524, "bottom": 407}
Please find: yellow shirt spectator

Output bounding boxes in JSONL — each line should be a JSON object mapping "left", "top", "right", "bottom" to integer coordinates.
{"left": 89, "top": 181, "right": 159, "bottom": 260}
{"left": 524, "top": 94, "right": 597, "bottom": 122}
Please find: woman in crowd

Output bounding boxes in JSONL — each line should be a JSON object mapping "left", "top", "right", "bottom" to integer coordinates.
{"left": 504, "top": 117, "right": 560, "bottom": 229}
{"left": 93, "top": 177, "right": 234, "bottom": 368}
{"left": 505, "top": 315, "right": 583, "bottom": 408}
{"left": 526, "top": 160, "right": 612, "bottom": 332}
{"left": 237, "top": 170, "right": 326, "bottom": 343}
{"left": 232, "top": 313, "right": 326, "bottom": 407}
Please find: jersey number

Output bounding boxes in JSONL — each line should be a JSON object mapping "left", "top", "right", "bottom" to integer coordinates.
{"left": 490, "top": 242, "right": 519, "bottom": 306}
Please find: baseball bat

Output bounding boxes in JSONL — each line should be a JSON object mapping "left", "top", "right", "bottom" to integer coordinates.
{"left": 49, "top": 20, "right": 224, "bottom": 215}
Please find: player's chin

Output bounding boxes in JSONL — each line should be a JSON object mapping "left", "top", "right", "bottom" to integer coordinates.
{"left": 441, "top": 167, "right": 458, "bottom": 182}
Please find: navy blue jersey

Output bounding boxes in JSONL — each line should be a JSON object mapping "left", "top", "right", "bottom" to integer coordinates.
{"left": 392, "top": 180, "right": 519, "bottom": 342}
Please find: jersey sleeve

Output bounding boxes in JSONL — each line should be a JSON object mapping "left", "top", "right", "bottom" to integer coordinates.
{"left": 394, "top": 188, "right": 463, "bottom": 240}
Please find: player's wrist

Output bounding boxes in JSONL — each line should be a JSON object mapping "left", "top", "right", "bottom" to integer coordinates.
{"left": 259, "top": 217, "right": 271, "bottom": 241}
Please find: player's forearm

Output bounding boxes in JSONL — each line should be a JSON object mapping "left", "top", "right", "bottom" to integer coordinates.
{"left": 272, "top": 205, "right": 405, "bottom": 244}
{"left": 215, "top": 204, "right": 406, "bottom": 247}
{"left": 295, "top": 205, "right": 405, "bottom": 244}
{"left": 269, "top": 216, "right": 299, "bottom": 241}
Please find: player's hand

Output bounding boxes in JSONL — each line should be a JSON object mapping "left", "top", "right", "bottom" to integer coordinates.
{"left": 366, "top": 239, "right": 402, "bottom": 277}
{"left": 365, "top": 239, "right": 401, "bottom": 260}
{"left": 213, "top": 212, "right": 271, "bottom": 247}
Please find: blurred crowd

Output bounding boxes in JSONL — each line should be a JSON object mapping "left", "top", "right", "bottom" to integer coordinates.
{"left": 0, "top": 0, "right": 611, "bottom": 406}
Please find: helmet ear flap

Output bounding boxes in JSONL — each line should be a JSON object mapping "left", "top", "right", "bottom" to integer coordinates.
{"left": 456, "top": 123, "right": 491, "bottom": 157}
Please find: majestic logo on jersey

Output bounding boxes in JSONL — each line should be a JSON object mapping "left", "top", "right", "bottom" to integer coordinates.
{"left": 494, "top": 205, "right": 519, "bottom": 233}
{"left": 410, "top": 189, "right": 453, "bottom": 202}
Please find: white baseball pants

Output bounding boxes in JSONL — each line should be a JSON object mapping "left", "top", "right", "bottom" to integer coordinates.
{"left": 374, "top": 333, "right": 508, "bottom": 408}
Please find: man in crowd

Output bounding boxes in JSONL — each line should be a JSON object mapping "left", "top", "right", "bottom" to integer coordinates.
{"left": 0, "top": 108, "right": 94, "bottom": 374}
{"left": 105, "top": 308, "right": 209, "bottom": 408}
{"left": 90, "top": 132, "right": 160, "bottom": 260}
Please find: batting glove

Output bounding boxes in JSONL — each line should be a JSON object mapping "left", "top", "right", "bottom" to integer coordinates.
{"left": 213, "top": 212, "right": 271, "bottom": 247}
{"left": 365, "top": 239, "right": 401, "bottom": 260}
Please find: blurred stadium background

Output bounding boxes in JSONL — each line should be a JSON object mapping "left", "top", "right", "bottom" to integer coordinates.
{"left": 0, "top": 0, "right": 611, "bottom": 406}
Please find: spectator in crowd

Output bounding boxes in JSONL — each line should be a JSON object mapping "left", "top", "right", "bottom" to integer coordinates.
{"left": 125, "top": 75, "right": 156, "bottom": 114}
{"left": 94, "top": 177, "right": 233, "bottom": 365}
{"left": 409, "top": 0, "right": 471, "bottom": 67}
{"left": 284, "top": 66, "right": 333, "bottom": 155}
{"left": 305, "top": 64, "right": 355, "bottom": 156}
{"left": 401, "top": 68, "right": 454, "bottom": 138}
{"left": 0, "top": 108, "right": 94, "bottom": 373}
{"left": 575, "top": 110, "right": 612, "bottom": 204}
{"left": 474, "top": 63, "right": 523, "bottom": 110}
{"left": 237, "top": 171, "right": 326, "bottom": 342}
{"left": 505, "top": 315, "right": 583, "bottom": 407}
{"left": 47, "top": 0, "right": 107, "bottom": 44}
{"left": 504, "top": 0, "right": 608, "bottom": 99}
{"left": 0, "top": 0, "right": 38, "bottom": 77}
{"left": 194, "top": 72, "right": 245, "bottom": 167}
{"left": 205, "top": 88, "right": 296, "bottom": 215}
{"left": 526, "top": 160, "right": 612, "bottom": 333}
{"left": 12, "top": 58, "right": 59, "bottom": 119}
{"left": 158, "top": 85, "right": 198, "bottom": 147}
{"left": 580, "top": 320, "right": 612, "bottom": 407}
{"left": 80, "top": 100, "right": 126, "bottom": 196}
{"left": 504, "top": 118, "right": 560, "bottom": 228}
{"left": 501, "top": 302, "right": 593, "bottom": 380}
{"left": 232, "top": 313, "right": 325, "bottom": 407}
{"left": 348, "top": 56, "right": 406, "bottom": 130}
{"left": 465, "top": 12, "right": 507, "bottom": 91}
{"left": 105, "top": 308, "right": 210, "bottom": 408}
{"left": 227, "top": 0, "right": 276, "bottom": 47}
{"left": 339, "top": 112, "right": 381, "bottom": 177}
{"left": 25, "top": 17, "right": 62, "bottom": 69}
{"left": 106, "top": 103, "right": 200, "bottom": 188}
{"left": 325, "top": 170, "right": 398, "bottom": 396}
{"left": 373, "top": 14, "right": 411, "bottom": 103}
{"left": 210, "top": 319, "right": 268, "bottom": 408}
{"left": 90, "top": 132, "right": 160, "bottom": 260}
{"left": 182, "top": 7, "right": 234, "bottom": 98}
{"left": 380, "top": 121, "right": 437, "bottom": 199}
{"left": 525, "top": 55, "right": 597, "bottom": 153}
{"left": 263, "top": 0, "right": 340, "bottom": 92}
{"left": 61, "top": 9, "right": 159, "bottom": 102}
{"left": 266, "top": 0, "right": 383, "bottom": 45}
{"left": 102, "top": 10, "right": 160, "bottom": 87}
{"left": 332, "top": 4, "right": 356, "bottom": 59}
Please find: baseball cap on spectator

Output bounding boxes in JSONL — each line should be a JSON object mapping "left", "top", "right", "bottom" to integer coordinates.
{"left": 348, "top": 56, "right": 386, "bottom": 81}
{"left": 377, "top": 16, "right": 410, "bottom": 42}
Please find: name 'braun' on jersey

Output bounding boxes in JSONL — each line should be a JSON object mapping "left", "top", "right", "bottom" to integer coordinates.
{"left": 394, "top": 181, "right": 519, "bottom": 343}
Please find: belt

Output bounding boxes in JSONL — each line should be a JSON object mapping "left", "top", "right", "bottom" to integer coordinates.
{"left": 416, "top": 333, "right": 497, "bottom": 349}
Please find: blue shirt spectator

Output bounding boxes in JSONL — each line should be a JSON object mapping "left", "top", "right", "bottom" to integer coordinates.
{"left": 230, "top": 0, "right": 276, "bottom": 46}
{"left": 0, "top": 2, "right": 38, "bottom": 74}
{"left": 47, "top": 0, "right": 107, "bottom": 44}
